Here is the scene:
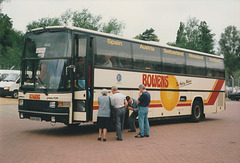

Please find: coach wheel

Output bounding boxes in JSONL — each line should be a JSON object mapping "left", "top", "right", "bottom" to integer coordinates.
{"left": 191, "top": 101, "right": 203, "bottom": 123}
{"left": 12, "top": 91, "right": 18, "bottom": 99}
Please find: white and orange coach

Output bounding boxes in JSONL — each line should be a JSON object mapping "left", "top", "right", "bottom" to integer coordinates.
{"left": 18, "top": 26, "right": 225, "bottom": 126}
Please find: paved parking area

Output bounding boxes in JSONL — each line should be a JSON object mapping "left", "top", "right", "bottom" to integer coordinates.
{"left": 0, "top": 98, "right": 239, "bottom": 163}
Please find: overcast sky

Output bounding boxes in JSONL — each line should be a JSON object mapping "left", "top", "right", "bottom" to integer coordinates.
{"left": 2, "top": 0, "right": 240, "bottom": 46}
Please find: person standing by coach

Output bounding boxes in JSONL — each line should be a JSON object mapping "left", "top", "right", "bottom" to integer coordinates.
{"left": 111, "top": 86, "right": 128, "bottom": 141}
{"left": 135, "top": 84, "right": 151, "bottom": 138}
{"left": 126, "top": 96, "right": 139, "bottom": 132}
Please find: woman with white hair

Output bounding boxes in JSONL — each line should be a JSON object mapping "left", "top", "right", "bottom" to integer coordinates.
{"left": 97, "top": 89, "right": 111, "bottom": 141}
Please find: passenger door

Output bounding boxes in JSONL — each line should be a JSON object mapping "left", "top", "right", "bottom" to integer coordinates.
{"left": 73, "top": 34, "right": 93, "bottom": 122}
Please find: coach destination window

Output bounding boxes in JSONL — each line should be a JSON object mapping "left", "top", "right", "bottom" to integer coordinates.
{"left": 162, "top": 48, "right": 186, "bottom": 74}
{"left": 206, "top": 56, "right": 225, "bottom": 78}
{"left": 95, "top": 36, "right": 132, "bottom": 69}
{"left": 132, "top": 43, "right": 161, "bottom": 71}
{"left": 186, "top": 53, "right": 206, "bottom": 76}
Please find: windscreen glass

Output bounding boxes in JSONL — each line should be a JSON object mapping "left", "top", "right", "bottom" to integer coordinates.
{"left": 21, "top": 31, "right": 73, "bottom": 92}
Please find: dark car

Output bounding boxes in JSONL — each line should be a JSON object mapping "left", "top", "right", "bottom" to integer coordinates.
{"left": 228, "top": 92, "right": 240, "bottom": 101}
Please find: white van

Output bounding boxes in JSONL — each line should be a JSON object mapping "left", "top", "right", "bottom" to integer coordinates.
{"left": 0, "top": 70, "right": 20, "bottom": 99}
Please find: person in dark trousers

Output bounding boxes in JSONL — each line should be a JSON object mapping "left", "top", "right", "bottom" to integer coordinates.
{"left": 126, "top": 96, "right": 139, "bottom": 132}
{"left": 97, "top": 89, "right": 111, "bottom": 142}
{"left": 135, "top": 84, "right": 151, "bottom": 138}
{"left": 110, "top": 86, "right": 128, "bottom": 141}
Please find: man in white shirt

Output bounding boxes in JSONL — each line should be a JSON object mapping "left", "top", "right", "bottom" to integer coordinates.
{"left": 102, "top": 56, "right": 112, "bottom": 67}
{"left": 111, "top": 86, "right": 128, "bottom": 141}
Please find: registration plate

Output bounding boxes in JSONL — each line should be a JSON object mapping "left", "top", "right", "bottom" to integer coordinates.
{"left": 30, "top": 116, "right": 41, "bottom": 121}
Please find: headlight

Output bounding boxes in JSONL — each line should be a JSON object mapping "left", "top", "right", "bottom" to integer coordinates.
{"left": 4, "top": 87, "right": 10, "bottom": 90}
{"left": 49, "top": 102, "right": 56, "bottom": 108}
{"left": 51, "top": 116, "right": 55, "bottom": 122}
{"left": 19, "top": 100, "right": 24, "bottom": 106}
{"left": 20, "top": 113, "right": 24, "bottom": 119}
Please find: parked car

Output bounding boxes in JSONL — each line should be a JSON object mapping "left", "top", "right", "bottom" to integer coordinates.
{"left": 0, "top": 70, "right": 20, "bottom": 99}
{"left": 228, "top": 92, "right": 240, "bottom": 101}
{"left": 225, "top": 86, "right": 232, "bottom": 95}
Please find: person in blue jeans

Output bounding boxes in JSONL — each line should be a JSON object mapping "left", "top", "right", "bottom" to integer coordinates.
{"left": 135, "top": 84, "right": 151, "bottom": 138}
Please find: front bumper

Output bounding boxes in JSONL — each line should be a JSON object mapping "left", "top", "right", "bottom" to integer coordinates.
{"left": 0, "top": 88, "right": 13, "bottom": 96}
{"left": 18, "top": 100, "right": 69, "bottom": 124}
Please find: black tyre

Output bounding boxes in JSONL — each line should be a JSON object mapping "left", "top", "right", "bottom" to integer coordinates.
{"left": 12, "top": 91, "right": 18, "bottom": 99}
{"left": 230, "top": 96, "right": 235, "bottom": 101}
{"left": 191, "top": 100, "right": 203, "bottom": 123}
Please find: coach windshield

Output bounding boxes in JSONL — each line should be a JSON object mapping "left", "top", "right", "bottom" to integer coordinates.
{"left": 21, "top": 31, "right": 72, "bottom": 92}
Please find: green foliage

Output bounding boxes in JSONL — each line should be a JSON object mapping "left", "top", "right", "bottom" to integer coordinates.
{"left": 72, "top": 9, "right": 102, "bottom": 31}
{"left": 27, "top": 8, "right": 125, "bottom": 35}
{"left": 170, "top": 17, "right": 215, "bottom": 54}
{"left": 233, "top": 70, "right": 240, "bottom": 86}
{"left": 0, "top": 0, "right": 7, "bottom": 12}
{"left": 176, "top": 22, "right": 186, "bottom": 47}
{"left": 0, "top": 13, "right": 24, "bottom": 70}
{"left": 26, "top": 17, "right": 62, "bottom": 30}
{"left": 134, "top": 28, "right": 159, "bottom": 42}
{"left": 60, "top": 9, "right": 72, "bottom": 26}
{"left": 198, "top": 21, "right": 215, "bottom": 54}
{"left": 101, "top": 18, "right": 125, "bottom": 35}
{"left": 0, "top": 13, "right": 12, "bottom": 55}
{"left": 219, "top": 26, "right": 240, "bottom": 77}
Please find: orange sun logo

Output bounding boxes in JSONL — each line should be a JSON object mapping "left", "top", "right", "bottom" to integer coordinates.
{"left": 160, "top": 75, "right": 179, "bottom": 111}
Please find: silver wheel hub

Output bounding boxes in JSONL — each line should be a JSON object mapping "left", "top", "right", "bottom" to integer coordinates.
{"left": 194, "top": 105, "right": 201, "bottom": 119}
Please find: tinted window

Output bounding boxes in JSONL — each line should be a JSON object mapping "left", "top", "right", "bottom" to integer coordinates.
{"left": 162, "top": 48, "right": 186, "bottom": 74}
{"left": 206, "top": 57, "right": 225, "bottom": 78}
{"left": 95, "top": 37, "right": 131, "bottom": 69}
{"left": 186, "top": 53, "right": 206, "bottom": 76}
{"left": 132, "top": 43, "right": 161, "bottom": 71}
{"left": 25, "top": 31, "right": 72, "bottom": 58}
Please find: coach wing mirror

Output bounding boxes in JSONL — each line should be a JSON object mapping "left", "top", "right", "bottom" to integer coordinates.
{"left": 66, "top": 65, "right": 75, "bottom": 76}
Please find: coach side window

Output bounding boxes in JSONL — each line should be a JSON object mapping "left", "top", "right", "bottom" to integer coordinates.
{"left": 132, "top": 43, "right": 162, "bottom": 71}
{"left": 95, "top": 36, "right": 132, "bottom": 69}
{"left": 186, "top": 53, "right": 206, "bottom": 76}
{"left": 206, "top": 57, "right": 225, "bottom": 78}
{"left": 162, "top": 48, "right": 186, "bottom": 74}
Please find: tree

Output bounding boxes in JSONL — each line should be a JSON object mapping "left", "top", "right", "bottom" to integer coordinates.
{"left": 60, "top": 9, "right": 72, "bottom": 26}
{"left": 72, "top": 9, "right": 102, "bottom": 31}
{"left": 26, "top": 8, "right": 125, "bottom": 35}
{"left": 184, "top": 17, "right": 200, "bottom": 51}
{"left": 101, "top": 18, "right": 125, "bottom": 35}
{"left": 219, "top": 26, "right": 240, "bottom": 77}
{"left": 0, "top": 0, "right": 8, "bottom": 12}
{"left": 169, "top": 17, "right": 215, "bottom": 54}
{"left": 27, "top": 17, "right": 62, "bottom": 30}
{"left": 134, "top": 28, "right": 159, "bottom": 42}
{"left": 176, "top": 22, "right": 186, "bottom": 47}
{"left": 0, "top": 13, "right": 24, "bottom": 69}
{"left": 198, "top": 21, "right": 215, "bottom": 53}
{"left": 0, "top": 13, "right": 13, "bottom": 55}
